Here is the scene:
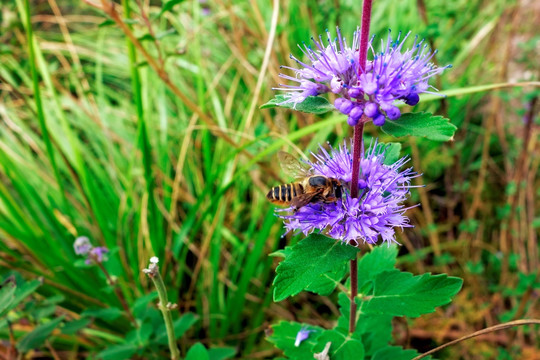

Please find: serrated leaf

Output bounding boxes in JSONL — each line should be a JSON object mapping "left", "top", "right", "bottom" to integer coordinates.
{"left": 61, "top": 318, "right": 92, "bottom": 335}
{"left": 81, "top": 307, "right": 123, "bottom": 320}
{"left": 261, "top": 95, "right": 335, "bottom": 114}
{"left": 372, "top": 346, "right": 424, "bottom": 360}
{"left": 266, "top": 321, "right": 323, "bottom": 359}
{"left": 0, "top": 280, "right": 16, "bottom": 316}
{"left": 16, "top": 316, "right": 64, "bottom": 352}
{"left": 382, "top": 143, "right": 402, "bottom": 165}
{"left": 336, "top": 293, "right": 392, "bottom": 356}
{"left": 155, "top": 312, "right": 198, "bottom": 344}
{"left": 96, "top": 344, "right": 138, "bottom": 360}
{"left": 363, "top": 270, "right": 463, "bottom": 317}
{"left": 273, "top": 234, "right": 359, "bottom": 301}
{"left": 313, "top": 329, "right": 364, "bottom": 360}
{"left": 357, "top": 245, "right": 399, "bottom": 290}
{"left": 208, "top": 347, "right": 236, "bottom": 360}
{"left": 381, "top": 112, "right": 457, "bottom": 141}
{"left": 305, "top": 264, "right": 348, "bottom": 296}
{"left": 186, "top": 343, "right": 209, "bottom": 360}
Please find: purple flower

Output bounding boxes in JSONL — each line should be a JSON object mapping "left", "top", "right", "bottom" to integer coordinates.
{"left": 74, "top": 236, "right": 92, "bottom": 255}
{"left": 277, "top": 139, "right": 420, "bottom": 246}
{"left": 295, "top": 327, "right": 314, "bottom": 347}
{"left": 275, "top": 28, "right": 450, "bottom": 125}
{"left": 74, "top": 237, "right": 109, "bottom": 265}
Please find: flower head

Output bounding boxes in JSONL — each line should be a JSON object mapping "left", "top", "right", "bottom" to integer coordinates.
{"left": 74, "top": 236, "right": 92, "bottom": 255}
{"left": 275, "top": 28, "right": 450, "bottom": 126}
{"left": 277, "top": 139, "right": 420, "bottom": 246}
{"left": 142, "top": 256, "right": 160, "bottom": 277}
{"left": 73, "top": 236, "right": 109, "bottom": 265}
{"left": 295, "top": 327, "right": 314, "bottom": 347}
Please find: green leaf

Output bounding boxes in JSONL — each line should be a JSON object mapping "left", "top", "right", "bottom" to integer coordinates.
{"left": 96, "top": 344, "right": 138, "bottom": 360}
{"left": 381, "top": 112, "right": 457, "bottom": 141}
{"left": 0, "top": 280, "right": 16, "bottom": 316}
{"left": 266, "top": 321, "right": 323, "bottom": 359}
{"left": 273, "top": 234, "right": 359, "bottom": 301}
{"left": 372, "top": 346, "right": 423, "bottom": 360}
{"left": 186, "top": 343, "right": 209, "bottom": 360}
{"left": 380, "top": 143, "right": 402, "bottom": 165}
{"left": 155, "top": 312, "right": 198, "bottom": 344}
{"left": 126, "top": 322, "right": 153, "bottom": 346}
{"left": 81, "top": 307, "right": 123, "bottom": 320}
{"left": 357, "top": 245, "right": 399, "bottom": 290}
{"left": 208, "top": 347, "right": 237, "bottom": 360}
{"left": 363, "top": 270, "right": 463, "bottom": 317}
{"left": 12, "top": 279, "right": 41, "bottom": 307}
{"left": 261, "top": 95, "right": 335, "bottom": 114}
{"left": 61, "top": 318, "right": 92, "bottom": 335}
{"left": 155, "top": 0, "right": 186, "bottom": 19}
{"left": 16, "top": 316, "right": 64, "bottom": 352}
{"left": 336, "top": 293, "right": 392, "bottom": 356}
{"left": 313, "top": 329, "right": 364, "bottom": 360}
{"left": 305, "top": 263, "right": 349, "bottom": 296}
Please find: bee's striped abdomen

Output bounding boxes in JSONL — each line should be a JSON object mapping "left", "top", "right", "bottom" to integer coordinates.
{"left": 267, "top": 183, "right": 301, "bottom": 205}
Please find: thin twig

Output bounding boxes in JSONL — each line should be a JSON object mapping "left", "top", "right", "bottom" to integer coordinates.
{"left": 412, "top": 319, "right": 540, "bottom": 360}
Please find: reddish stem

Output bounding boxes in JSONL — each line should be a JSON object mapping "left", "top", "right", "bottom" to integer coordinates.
{"left": 349, "top": 0, "right": 373, "bottom": 334}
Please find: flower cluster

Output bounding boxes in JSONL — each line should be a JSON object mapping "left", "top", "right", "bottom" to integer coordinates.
{"left": 277, "top": 140, "right": 419, "bottom": 245}
{"left": 74, "top": 236, "right": 109, "bottom": 265}
{"left": 275, "top": 28, "right": 450, "bottom": 126}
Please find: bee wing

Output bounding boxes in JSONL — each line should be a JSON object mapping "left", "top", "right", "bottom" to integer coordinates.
{"left": 278, "top": 151, "right": 311, "bottom": 179}
{"left": 291, "top": 189, "right": 323, "bottom": 209}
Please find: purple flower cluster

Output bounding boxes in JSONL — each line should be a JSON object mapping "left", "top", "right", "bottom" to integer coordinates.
{"left": 278, "top": 140, "right": 420, "bottom": 246}
{"left": 74, "top": 236, "right": 109, "bottom": 265}
{"left": 275, "top": 28, "right": 450, "bottom": 126}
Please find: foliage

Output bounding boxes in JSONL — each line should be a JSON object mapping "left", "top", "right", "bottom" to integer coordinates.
{"left": 0, "top": 0, "right": 538, "bottom": 358}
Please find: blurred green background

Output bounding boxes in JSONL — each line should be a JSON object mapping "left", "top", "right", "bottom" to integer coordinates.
{"left": 0, "top": 0, "right": 538, "bottom": 358}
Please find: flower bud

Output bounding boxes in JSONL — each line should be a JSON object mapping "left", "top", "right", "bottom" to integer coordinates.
{"left": 349, "top": 106, "right": 363, "bottom": 121}
{"left": 403, "top": 93, "right": 420, "bottom": 106}
{"left": 364, "top": 102, "right": 379, "bottom": 118}
{"left": 347, "top": 116, "right": 359, "bottom": 126}
{"left": 348, "top": 88, "right": 362, "bottom": 99}
{"left": 373, "top": 114, "right": 386, "bottom": 126}
{"left": 382, "top": 105, "right": 400, "bottom": 120}
{"left": 339, "top": 99, "right": 354, "bottom": 115}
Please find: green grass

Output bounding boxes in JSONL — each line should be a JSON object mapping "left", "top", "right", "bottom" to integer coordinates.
{"left": 0, "top": 0, "right": 538, "bottom": 358}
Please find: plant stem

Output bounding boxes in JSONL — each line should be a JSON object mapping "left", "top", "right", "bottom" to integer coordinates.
{"left": 349, "top": 0, "right": 373, "bottom": 334}
{"left": 150, "top": 270, "right": 180, "bottom": 360}
{"left": 95, "top": 260, "right": 138, "bottom": 328}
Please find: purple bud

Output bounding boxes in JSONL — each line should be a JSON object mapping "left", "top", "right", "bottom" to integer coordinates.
{"left": 364, "top": 102, "right": 379, "bottom": 118}
{"left": 347, "top": 116, "right": 359, "bottom": 126}
{"left": 358, "top": 179, "right": 367, "bottom": 189}
{"left": 383, "top": 105, "right": 400, "bottom": 120}
{"left": 349, "top": 106, "right": 363, "bottom": 121}
{"left": 334, "top": 98, "right": 345, "bottom": 109}
{"left": 373, "top": 114, "right": 386, "bottom": 126}
{"left": 339, "top": 100, "right": 354, "bottom": 115}
{"left": 404, "top": 93, "right": 420, "bottom": 106}
{"left": 348, "top": 88, "right": 362, "bottom": 98}
{"left": 295, "top": 328, "right": 314, "bottom": 347}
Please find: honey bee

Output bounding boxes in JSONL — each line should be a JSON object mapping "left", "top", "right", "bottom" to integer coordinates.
{"left": 266, "top": 151, "right": 343, "bottom": 209}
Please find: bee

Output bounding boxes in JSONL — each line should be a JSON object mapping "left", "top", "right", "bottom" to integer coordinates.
{"left": 266, "top": 151, "right": 343, "bottom": 209}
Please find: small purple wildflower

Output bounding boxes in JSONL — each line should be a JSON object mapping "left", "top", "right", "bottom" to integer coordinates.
{"left": 275, "top": 28, "right": 450, "bottom": 125}
{"left": 277, "top": 139, "right": 420, "bottom": 246}
{"left": 74, "top": 237, "right": 109, "bottom": 265}
{"left": 73, "top": 236, "right": 92, "bottom": 255}
{"left": 294, "top": 327, "right": 314, "bottom": 347}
